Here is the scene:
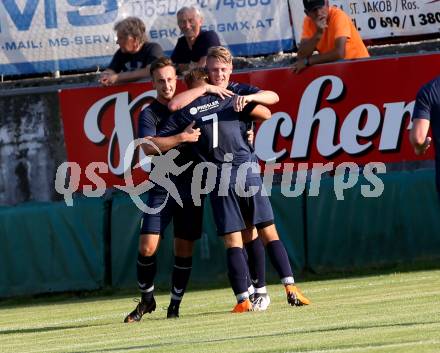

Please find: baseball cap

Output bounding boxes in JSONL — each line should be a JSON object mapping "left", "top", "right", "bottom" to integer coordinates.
{"left": 303, "top": 0, "right": 325, "bottom": 11}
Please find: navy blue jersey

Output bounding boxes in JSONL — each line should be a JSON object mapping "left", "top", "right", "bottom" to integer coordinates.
{"left": 228, "top": 82, "right": 261, "bottom": 153}
{"left": 138, "top": 99, "right": 170, "bottom": 138}
{"left": 413, "top": 76, "right": 440, "bottom": 123}
{"left": 138, "top": 99, "right": 194, "bottom": 186}
{"left": 137, "top": 100, "right": 171, "bottom": 194}
{"left": 413, "top": 76, "right": 440, "bottom": 192}
{"left": 108, "top": 42, "right": 163, "bottom": 73}
{"left": 159, "top": 94, "right": 255, "bottom": 167}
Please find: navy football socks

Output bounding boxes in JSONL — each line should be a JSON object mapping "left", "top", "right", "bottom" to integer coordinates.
{"left": 170, "top": 256, "right": 193, "bottom": 302}
{"left": 137, "top": 253, "right": 156, "bottom": 302}
{"left": 266, "top": 240, "right": 294, "bottom": 284}
{"left": 227, "top": 247, "right": 250, "bottom": 301}
{"left": 245, "top": 237, "right": 267, "bottom": 290}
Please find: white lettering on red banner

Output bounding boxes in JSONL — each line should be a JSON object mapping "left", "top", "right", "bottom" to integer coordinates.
{"left": 59, "top": 54, "right": 440, "bottom": 187}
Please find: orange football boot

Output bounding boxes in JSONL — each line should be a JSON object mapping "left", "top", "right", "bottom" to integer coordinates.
{"left": 285, "top": 285, "right": 311, "bottom": 306}
{"left": 231, "top": 298, "right": 253, "bottom": 313}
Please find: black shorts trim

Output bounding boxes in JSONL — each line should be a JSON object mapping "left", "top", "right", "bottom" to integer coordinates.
{"left": 173, "top": 232, "right": 202, "bottom": 241}
{"left": 255, "top": 220, "right": 274, "bottom": 229}
{"left": 140, "top": 231, "right": 161, "bottom": 236}
{"left": 217, "top": 226, "right": 247, "bottom": 237}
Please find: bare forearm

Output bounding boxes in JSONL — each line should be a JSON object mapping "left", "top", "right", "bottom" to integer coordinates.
{"left": 297, "top": 35, "right": 321, "bottom": 59}
{"left": 410, "top": 132, "right": 425, "bottom": 148}
{"left": 308, "top": 37, "right": 346, "bottom": 65}
{"left": 410, "top": 118, "right": 431, "bottom": 155}
{"left": 410, "top": 126, "right": 428, "bottom": 149}
{"left": 168, "top": 86, "right": 206, "bottom": 111}
{"left": 247, "top": 90, "right": 279, "bottom": 106}
{"left": 141, "top": 135, "right": 184, "bottom": 155}
{"left": 250, "top": 105, "right": 272, "bottom": 121}
{"left": 309, "top": 49, "right": 344, "bottom": 65}
{"left": 411, "top": 136, "right": 431, "bottom": 155}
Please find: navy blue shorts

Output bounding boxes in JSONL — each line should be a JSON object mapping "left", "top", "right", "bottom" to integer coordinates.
{"left": 140, "top": 187, "right": 175, "bottom": 235}
{"left": 141, "top": 185, "right": 205, "bottom": 241}
{"left": 172, "top": 175, "right": 205, "bottom": 240}
{"left": 210, "top": 176, "right": 274, "bottom": 235}
{"left": 173, "top": 196, "right": 205, "bottom": 240}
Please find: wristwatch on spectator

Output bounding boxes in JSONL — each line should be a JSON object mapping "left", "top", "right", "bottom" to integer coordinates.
{"left": 304, "top": 57, "right": 310, "bottom": 66}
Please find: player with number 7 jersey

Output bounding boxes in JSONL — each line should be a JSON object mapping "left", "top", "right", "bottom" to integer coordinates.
{"left": 160, "top": 94, "right": 261, "bottom": 167}
{"left": 163, "top": 47, "right": 311, "bottom": 311}
{"left": 157, "top": 91, "right": 275, "bottom": 310}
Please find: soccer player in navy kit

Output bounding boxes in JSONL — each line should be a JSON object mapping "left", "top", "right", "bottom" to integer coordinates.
{"left": 410, "top": 76, "right": 440, "bottom": 188}
{"left": 159, "top": 77, "right": 275, "bottom": 311}
{"left": 124, "top": 57, "right": 202, "bottom": 322}
{"left": 169, "top": 52, "right": 279, "bottom": 311}
{"left": 125, "top": 58, "right": 237, "bottom": 321}
{"left": 178, "top": 68, "right": 270, "bottom": 309}
{"left": 169, "top": 47, "right": 311, "bottom": 309}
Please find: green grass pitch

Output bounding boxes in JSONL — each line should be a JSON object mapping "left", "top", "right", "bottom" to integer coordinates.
{"left": 1, "top": 269, "right": 440, "bottom": 353}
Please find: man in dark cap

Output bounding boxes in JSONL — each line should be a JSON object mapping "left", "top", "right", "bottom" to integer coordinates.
{"left": 292, "top": 0, "right": 369, "bottom": 73}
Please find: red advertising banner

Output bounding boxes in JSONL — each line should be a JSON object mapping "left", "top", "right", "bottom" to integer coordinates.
{"left": 59, "top": 53, "right": 440, "bottom": 188}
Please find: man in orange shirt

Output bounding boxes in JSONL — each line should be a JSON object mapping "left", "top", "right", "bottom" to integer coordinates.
{"left": 292, "top": 0, "right": 369, "bottom": 73}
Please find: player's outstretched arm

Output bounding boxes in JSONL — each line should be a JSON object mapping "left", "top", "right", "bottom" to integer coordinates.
{"left": 410, "top": 118, "right": 431, "bottom": 155}
{"left": 168, "top": 85, "right": 233, "bottom": 112}
{"left": 233, "top": 91, "right": 279, "bottom": 112}
{"left": 168, "top": 86, "right": 206, "bottom": 111}
{"left": 244, "top": 90, "right": 279, "bottom": 106}
{"left": 140, "top": 136, "right": 182, "bottom": 155}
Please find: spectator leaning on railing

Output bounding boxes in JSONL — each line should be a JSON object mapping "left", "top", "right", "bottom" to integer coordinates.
{"left": 292, "top": 0, "right": 369, "bottom": 73}
{"left": 100, "top": 17, "right": 163, "bottom": 86}
{"left": 171, "top": 6, "right": 221, "bottom": 73}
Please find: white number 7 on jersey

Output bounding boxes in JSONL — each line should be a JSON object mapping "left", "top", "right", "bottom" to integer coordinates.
{"left": 202, "top": 113, "right": 218, "bottom": 148}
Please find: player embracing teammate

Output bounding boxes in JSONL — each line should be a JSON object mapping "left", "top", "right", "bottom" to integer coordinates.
{"left": 163, "top": 46, "right": 310, "bottom": 312}
{"left": 124, "top": 47, "right": 310, "bottom": 321}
